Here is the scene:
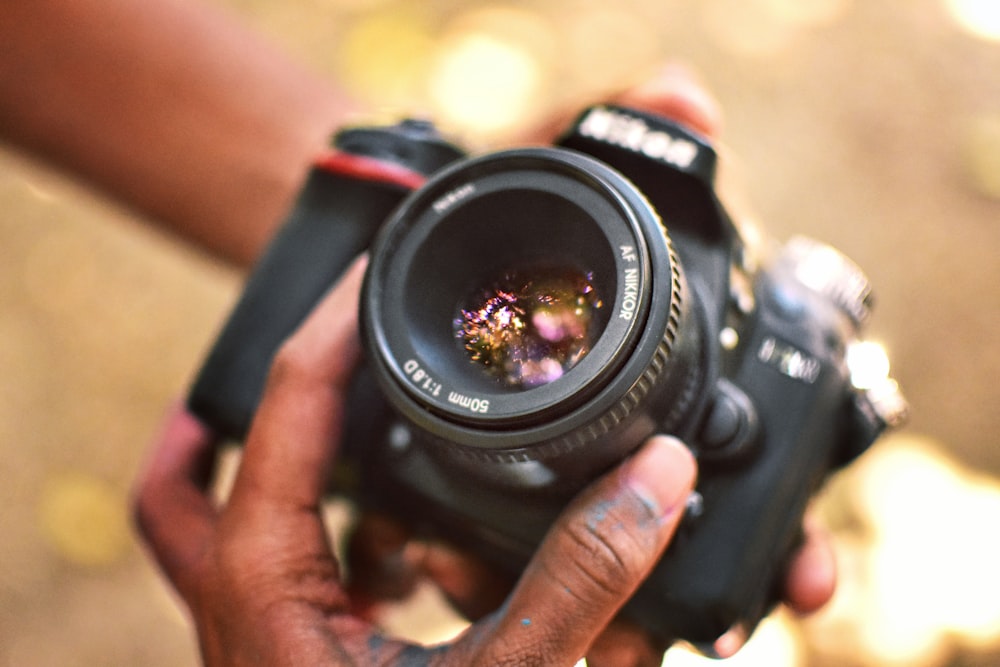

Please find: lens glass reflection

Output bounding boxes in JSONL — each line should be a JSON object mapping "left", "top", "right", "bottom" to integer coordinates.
{"left": 456, "top": 267, "right": 603, "bottom": 388}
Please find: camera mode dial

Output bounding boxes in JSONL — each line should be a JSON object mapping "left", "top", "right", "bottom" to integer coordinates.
{"left": 779, "top": 236, "right": 873, "bottom": 326}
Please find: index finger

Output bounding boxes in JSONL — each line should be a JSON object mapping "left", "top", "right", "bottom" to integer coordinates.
{"left": 131, "top": 401, "right": 220, "bottom": 601}
{"left": 230, "top": 255, "right": 367, "bottom": 512}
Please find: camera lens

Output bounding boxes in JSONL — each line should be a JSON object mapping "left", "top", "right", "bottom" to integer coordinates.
{"left": 456, "top": 266, "right": 603, "bottom": 389}
{"left": 363, "top": 148, "right": 700, "bottom": 465}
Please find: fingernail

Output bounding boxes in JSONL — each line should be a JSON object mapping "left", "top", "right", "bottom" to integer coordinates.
{"left": 160, "top": 400, "right": 215, "bottom": 444}
{"left": 625, "top": 436, "right": 697, "bottom": 522}
{"left": 713, "top": 624, "right": 749, "bottom": 659}
{"left": 151, "top": 401, "right": 218, "bottom": 465}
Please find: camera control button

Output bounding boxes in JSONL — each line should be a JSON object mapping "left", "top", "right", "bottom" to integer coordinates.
{"left": 680, "top": 490, "right": 705, "bottom": 530}
{"left": 685, "top": 491, "right": 705, "bottom": 519}
{"left": 778, "top": 236, "right": 873, "bottom": 326}
{"left": 701, "top": 393, "right": 742, "bottom": 448}
{"left": 697, "top": 381, "right": 759, "bottom": 462}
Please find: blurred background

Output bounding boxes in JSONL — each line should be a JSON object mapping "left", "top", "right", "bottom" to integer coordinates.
{"left": 1, "top": 0, "right": 998, "bottom": 665}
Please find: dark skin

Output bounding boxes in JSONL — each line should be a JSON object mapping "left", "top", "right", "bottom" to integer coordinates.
{"left": 0, "top": 2, "right": 834, "bottom": 661}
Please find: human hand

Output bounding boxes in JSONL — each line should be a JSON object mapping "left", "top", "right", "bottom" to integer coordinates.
{"left": 133, "top": 63, "right": 836, "bottom": 667}
{"left": 134, "top": 255, "right": 702, "bottom": 666}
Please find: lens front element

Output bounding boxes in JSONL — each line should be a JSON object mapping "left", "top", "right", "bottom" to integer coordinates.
{"left": 363, "top": 147, "right": 691, "bottom": 453}
{"left": 457, "top": 267, "right": 604, "bottom": 389}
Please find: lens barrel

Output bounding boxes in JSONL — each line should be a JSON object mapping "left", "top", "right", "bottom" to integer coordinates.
{"left": 362, "top": 148, "right": 699, "bottom": 462}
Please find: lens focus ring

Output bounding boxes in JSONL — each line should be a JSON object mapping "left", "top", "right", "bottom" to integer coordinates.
{"left": 363, "top": 147, "right": 701, "bottom": 469}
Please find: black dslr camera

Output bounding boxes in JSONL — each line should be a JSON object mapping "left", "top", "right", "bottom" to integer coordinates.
{"left": 188, "top": 105, "right": 907, "bottom": 650}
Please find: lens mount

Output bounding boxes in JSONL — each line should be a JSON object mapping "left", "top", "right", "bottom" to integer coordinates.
{"left": 362, "top": 147, "right": 691, "bottom": 455}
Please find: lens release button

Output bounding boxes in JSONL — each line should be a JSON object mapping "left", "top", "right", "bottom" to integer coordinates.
{"left": 702, "top": 395, "right": 742, "bottom": 447}
{"left": 697, "top": 381, "right": 758, "bottom": 462}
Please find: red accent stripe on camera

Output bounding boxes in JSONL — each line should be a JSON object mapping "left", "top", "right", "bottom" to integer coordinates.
{"left": 313, "top": 151, "right": 427, "bottom": 190}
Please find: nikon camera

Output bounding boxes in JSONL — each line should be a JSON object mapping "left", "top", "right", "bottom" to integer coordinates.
{"left": 187, "top": 105, "right": 907, "bottom": 650}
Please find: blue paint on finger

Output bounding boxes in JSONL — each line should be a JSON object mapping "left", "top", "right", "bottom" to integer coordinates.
{"left": 587, "top": 498, "right": 617, "bottom": 531}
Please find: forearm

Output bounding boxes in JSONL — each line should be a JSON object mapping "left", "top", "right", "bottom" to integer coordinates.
{"left": 0, "top": 0, "right": 357, "bottom": 266}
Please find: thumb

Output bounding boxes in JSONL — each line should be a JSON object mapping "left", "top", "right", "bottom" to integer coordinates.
{"left": 476, "top": 436, "right": 697, "bottom": 666}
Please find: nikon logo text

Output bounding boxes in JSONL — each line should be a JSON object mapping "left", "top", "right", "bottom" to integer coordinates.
{"left": 578, "top": 107, "right": 699, "bottom": 169}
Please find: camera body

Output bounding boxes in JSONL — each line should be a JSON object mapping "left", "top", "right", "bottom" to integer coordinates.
{"left": 188, "top": 105, "right": 906, "bottom": 649}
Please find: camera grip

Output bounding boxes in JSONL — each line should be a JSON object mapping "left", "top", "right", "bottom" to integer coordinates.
{"left": 626, "top": 332, "right": 848, "bottom": 646}
{"left": 187, "top": 167, "right": 414, "bottom": 440}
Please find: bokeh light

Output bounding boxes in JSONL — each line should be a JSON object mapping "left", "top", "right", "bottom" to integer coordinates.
{"left": 847, "top": 341, "right": 891, "bottom": 390}
{"left": 806, "top": 437, "right": 1000, "bottom": 666}
{"left": 857, "top": 441, "right": 1000, "bottom": 647}
{"left": 337, "top": 9, "right": 436, "bottom": 107}
{"left": 37, "top": 472, "right": 130, "bottom": 568}
{"left": 663, "top": 614, "right": 803, "bottom": 666}
{"left": 429, "top": 29, "right": 542, "bottom": 136}
{"left": 426, "top": 5, "right": 557, "bottom": 137}
{"left": 946, "top": 0, "right": 1000, "bottom": 41}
